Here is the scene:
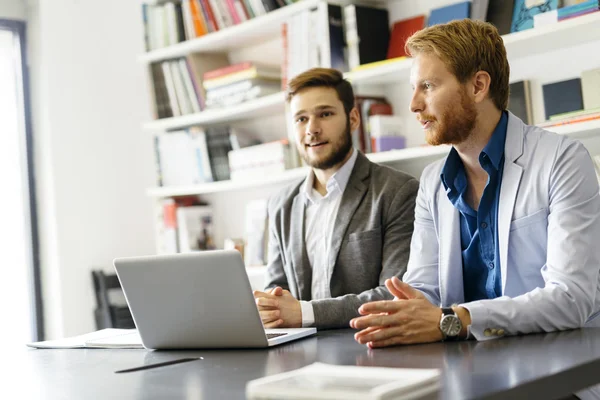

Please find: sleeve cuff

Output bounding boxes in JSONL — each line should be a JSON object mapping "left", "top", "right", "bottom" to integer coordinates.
{"left": 461, "top": 302, "right": 504, "bottom": 341}
{"left": 300, "top": 301, "right": 315, "bottom": 327}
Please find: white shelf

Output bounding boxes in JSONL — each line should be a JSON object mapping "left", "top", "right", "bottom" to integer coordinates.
{"left": 545, "top": 119, "right": 600, "bottom": 138}
{"left": 147, "top": 119, "right": 600, "bottom": 197}
{"left": 138, "top": 0, "right": 321, "bottom": 63}
{"left": 503, "top": 12, "right": 600, "bottom": 59}
{"left": 146, "top": 145, "right": 450, "bottom": 198}
{"left": 346, "top": 12, "right": 600, "bottom": 86}
{"left": 143, "top": 92, "right": 285, "bottom": 131}
{"left": 345, "top": 57, "right": 412, "bottom": 86}
{"left": 147, "top": 166, "right": 310, "bottom": 197}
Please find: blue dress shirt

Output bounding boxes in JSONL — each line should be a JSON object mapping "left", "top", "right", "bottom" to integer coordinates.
{"left": 441, "top": 112, "right": 508, "bottom": 302}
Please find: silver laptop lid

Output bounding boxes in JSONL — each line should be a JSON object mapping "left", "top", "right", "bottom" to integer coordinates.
{"left": 113, "top": 250, "right": 269, "bottom": 349}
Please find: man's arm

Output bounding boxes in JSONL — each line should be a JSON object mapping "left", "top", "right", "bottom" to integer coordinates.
{"left": 310, "top": 178, "right": 420, "bottom": 329}
{"left": 463, "top": 140, "right": 600, "bottom": 340}
{"left": 263, "top": 198, "right": 290, "bottom": 291}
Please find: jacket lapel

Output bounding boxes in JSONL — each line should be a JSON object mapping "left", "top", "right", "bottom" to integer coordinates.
{"left": 327, "top": 153, "right": 370, "bottom": 281}
{"left": 438, "top": 186, "right": 464, "bottom": 305}
{"left": 498, "top": 112, "right": 525, "bottom": 293}
{"left": 289, "top": 194, "right": 312, "bottom": 300}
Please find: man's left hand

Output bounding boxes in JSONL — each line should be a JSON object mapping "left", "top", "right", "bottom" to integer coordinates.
{"left": 350, "top": 277, "right": 443, "bottom": 348}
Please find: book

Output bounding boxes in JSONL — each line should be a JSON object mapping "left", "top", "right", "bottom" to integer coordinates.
{"left": 511, "top": 0, "right": 559, "bottom": 33}
{"left": 228, "top": 139, "right": 292, "bottom": 180}
{"left": 471, "top": 0, "right": 490, "bottom": 21}
{"left": 372, "top": 136, "right": 406, "bottom": 152}
{"left": 203, "top": 64, "right": 281, "bottom": 90}
{"left": 246, "top": 362, "right": 440, "bottom": 400}
{"left": 387, "top": 15, "right": 425, "bottom": 59}
{"left": 344, "top": 5, "right": 390, "bottom": 71}
{"left": 428, "top": 1, "right": 471, "bottom": 26}
{"left": 486, "top": 0, "right": 516, "bottom": 35}
{"left": 549, "top": 107, "right": 600, "bottom": 121}
{"left": 542, "top": 78, "right": 583, "bottom": 120}
{"left": 26, "top": 329, "right": 143, "bottom": 349}
{"left": 582, "top": 67, "right": 600, "bottom": 110}
{"left": 206, "top": 127, "right": 233, "bottom": 181}
{"left": 205, "top": 85, "right": 281, "bottom": 108}
{"left": 537, "top": 112, "right": 600, "bottom": 128}
{"left": 321, "top": 3, "right": 346, "bottom": 72}
{"left": 508, "top": 80, "right": 533, "bottom": 125}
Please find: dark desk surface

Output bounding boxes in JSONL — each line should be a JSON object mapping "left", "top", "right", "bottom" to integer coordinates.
{"left": 11, "top": 328, "right": 600, "bottom": 399}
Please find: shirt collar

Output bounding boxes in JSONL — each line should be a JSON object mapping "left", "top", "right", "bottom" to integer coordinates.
{"left": 301, "top": 149, "right": 358, "bottom": 205}
{"left": 440, "top": 111, "right": 508, "bottom": 194}
{"left": 480, "top": 111, "right": 508, "bottom": 170}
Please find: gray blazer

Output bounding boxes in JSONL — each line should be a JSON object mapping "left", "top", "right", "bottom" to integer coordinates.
{"left": 264, "top": 152, "right": 419, "bottom": 329}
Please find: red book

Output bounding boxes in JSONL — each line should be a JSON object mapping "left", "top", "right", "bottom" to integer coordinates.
{"left": 225, "top": 0, "right": 242, "bottom": 24}
{"left": 203, "top": 62, "right": 254, "bottom": 81}
{"left": 387, "top": 15, "right": 426, "bottom": 59}
{"left": 199, "top": 0, "right": 219, "bottom": 32}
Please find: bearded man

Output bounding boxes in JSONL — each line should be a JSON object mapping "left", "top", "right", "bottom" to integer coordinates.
{"left": 253, "top": 67, "right": 419, "bottom": 330}
{"left": 351, "top": 19, "right": 600, "bottom": 374}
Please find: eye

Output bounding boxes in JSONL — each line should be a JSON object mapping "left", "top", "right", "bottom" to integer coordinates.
{"left": 296, "top": 116, "right": 307, "bottom": 123}
{"left": 321, "top": 111, "right": 333, "bottom": 117}
{"left": 424, "top": 82, "right": 432, "bottom": 90}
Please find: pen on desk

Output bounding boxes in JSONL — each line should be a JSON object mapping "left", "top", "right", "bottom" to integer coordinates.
{"left": 115, "top": 357, "right": 202, "bottom": 374}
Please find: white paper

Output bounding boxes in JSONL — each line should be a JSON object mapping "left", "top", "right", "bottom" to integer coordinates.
{"left": 26, "top": 329, "right": 142, "bottom": 349}
{"left": 246, "top": 362, "right": 440, "bottom": 400}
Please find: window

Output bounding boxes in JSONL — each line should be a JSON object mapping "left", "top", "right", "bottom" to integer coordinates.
{"left": 0, "top": 19, "right": 42, "bottom": 343}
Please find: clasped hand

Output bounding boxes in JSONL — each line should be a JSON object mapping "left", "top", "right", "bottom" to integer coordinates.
{"left": 350, "top": 276, "right": 444, "bottom": 348}
{"left": 253, "top": 287, "right": 302, "bottom": 328}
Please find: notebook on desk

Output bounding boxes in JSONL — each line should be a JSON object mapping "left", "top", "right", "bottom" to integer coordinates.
{"left": 112, "top": 250, "right": 316, "bottom": 349}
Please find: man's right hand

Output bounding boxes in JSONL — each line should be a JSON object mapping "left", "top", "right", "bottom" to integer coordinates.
{"left": 253, "top": 287, "right": 302, "bottom": 328}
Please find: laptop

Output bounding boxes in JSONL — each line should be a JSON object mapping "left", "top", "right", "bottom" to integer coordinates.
{"left": 112, "top": 250, "right": 316, "bottom": 349}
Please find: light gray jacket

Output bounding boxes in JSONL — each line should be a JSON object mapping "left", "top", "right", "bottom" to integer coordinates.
{"left": 264, "top": 152, "right": 419, "bottom": 329}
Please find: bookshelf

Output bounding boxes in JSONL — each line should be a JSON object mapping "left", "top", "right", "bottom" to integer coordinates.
{"left": 346, "top": 11, "right": 600, "bottom": 86}
{"left": 141, "top": 0, "right": 600, "bottom": 254}
{"left": 146, "top": 119, "right": 600, "bottom": 198}
{"left": 143, "top": 91, "right": 285, "bottom": 131}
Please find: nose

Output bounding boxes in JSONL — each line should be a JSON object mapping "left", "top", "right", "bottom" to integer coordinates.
{"left": 410, "top": 90, "right": 424, "bottom": 114}
{"left": 305, "top": 116, "right": 321, "bottom": 136}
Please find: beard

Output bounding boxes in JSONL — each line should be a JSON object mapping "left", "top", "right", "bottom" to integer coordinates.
{"left": 299, "top": 118, "right": 354, "bottom": 170}
{"left": 424, "top": 88, "right": 477, "bottom": 146}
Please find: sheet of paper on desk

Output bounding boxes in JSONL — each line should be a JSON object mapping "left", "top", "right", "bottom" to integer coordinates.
{"left": 26, "top": 328, "right": 143, "bottom": 349}
{"left": 246, "top": 362, "right": 440, "bottom": 400}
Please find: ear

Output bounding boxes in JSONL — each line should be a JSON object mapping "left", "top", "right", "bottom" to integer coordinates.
{"left": 349, "top": 107, "right": 361, "bottom": 132}
{"left": 471, "top": 70, "right": 492, "bottom": 104}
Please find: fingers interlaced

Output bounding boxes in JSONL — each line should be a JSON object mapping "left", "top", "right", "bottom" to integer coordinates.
{"left": 259, "top": 309, "right": 280, "bottom": 323}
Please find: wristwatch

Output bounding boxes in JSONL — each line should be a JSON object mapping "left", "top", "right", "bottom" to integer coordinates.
{"left": 439, "top": 307, "right": 462, "bottom": 341}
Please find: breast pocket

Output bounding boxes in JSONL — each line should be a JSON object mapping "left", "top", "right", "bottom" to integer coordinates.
{"left": 510, "top": 209, "right": 547, "bottom": 232}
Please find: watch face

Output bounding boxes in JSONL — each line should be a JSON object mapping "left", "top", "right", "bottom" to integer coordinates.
{"left": 440, "top": 315, "right": 462, "bottom": 337}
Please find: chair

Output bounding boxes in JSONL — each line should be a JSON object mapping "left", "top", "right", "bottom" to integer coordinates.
{"left": 91, "top": 270, "right": 135, "bottom": 330}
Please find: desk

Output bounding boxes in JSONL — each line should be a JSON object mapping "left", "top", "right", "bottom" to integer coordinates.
{"left": 11, "top": 328, "right": 600, "bottom": 399}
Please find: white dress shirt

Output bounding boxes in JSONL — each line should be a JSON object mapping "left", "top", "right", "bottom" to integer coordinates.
{"left": 299, "top": 149, "right": 358, "bottom": 327}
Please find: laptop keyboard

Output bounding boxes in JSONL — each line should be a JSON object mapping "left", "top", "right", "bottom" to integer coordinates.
{"left": 266, "top": 333, "right": 288, "bottom": 339}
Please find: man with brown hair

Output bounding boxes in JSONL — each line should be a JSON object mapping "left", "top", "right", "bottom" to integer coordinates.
{"left": 253, "top": 68, "right": 419, "bottom": 330}
{"left": 351, "top": 17, "right": 600, "bottom": 357}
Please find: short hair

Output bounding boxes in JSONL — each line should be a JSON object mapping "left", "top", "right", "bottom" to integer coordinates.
{"left": 285, "top": 68, "right": 355, "bottom": 115}
{"left": 405, "top": 19, "right": 510, "bottom": 111}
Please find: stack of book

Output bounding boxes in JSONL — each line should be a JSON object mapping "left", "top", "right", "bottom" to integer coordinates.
{"left": 534, "top": 0, "right": 599, "bottom": 26}
{"left": 202, "top": 62, "right": 282, "bottom": 109}
{"left": 142, "top": 0, "right": 301, "bottom": 51}
{"left": 228, "top": 139, "right": 294, "bottom": 181}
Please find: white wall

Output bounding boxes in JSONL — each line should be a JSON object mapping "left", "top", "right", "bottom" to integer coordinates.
{"left": 27, "top": 0, "right": 156, "bottom": 338}
{"left": 0, "top": 0, "right": 26, "bottom": 20}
